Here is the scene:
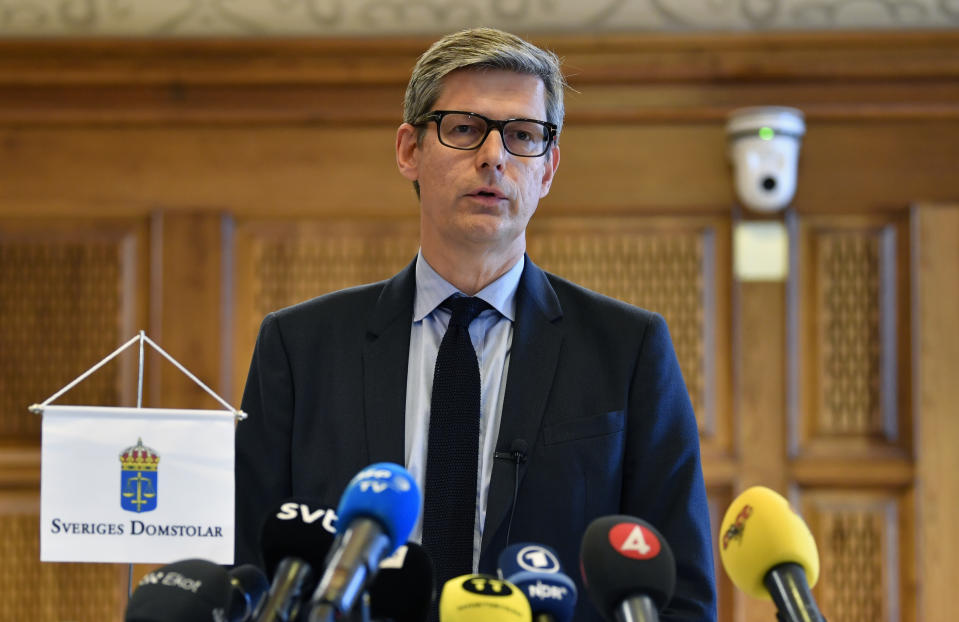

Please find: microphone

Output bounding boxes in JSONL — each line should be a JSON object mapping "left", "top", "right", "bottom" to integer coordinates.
{"left": 497, "top": 543, "right": 576, "bottom": 622}
{"left": 579, "top": 515, "right": 676, "bottom": 622}
{"left": 254, "top": 498, "right": 338, "bottom": 622}
{"left": 494, "top": 439, "right": 529, "bottom": 465}
{"left": 368, "top": 542, "right": 434, "bottom": 622}
{"left": 125, "top": 558, "right": 233, "bottom": 622}
{"left": 307, "top": 463, "right": 421, "bottom": 622}
{"left": 718, "top": 486, "right": 825, "bottom": 622}
{"left": 439, "top": 574, "right": 531, "bottom": 621}
{"left": 228, "top": 565, "right": 270, "bottom": 621}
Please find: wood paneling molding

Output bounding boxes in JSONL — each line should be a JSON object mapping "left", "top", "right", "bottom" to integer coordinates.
{"left": 0, "top": 32, "right": 957, "bottom": 85}
{"left": 0, "top": 32, "right": 957, "bottom": 125}
{"left": 913, "top": 204, "right": 959, "bottom": 622}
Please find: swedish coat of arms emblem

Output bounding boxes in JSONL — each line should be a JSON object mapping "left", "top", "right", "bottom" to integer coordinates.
{"left": 119, "top": 438, "right": 159, "bottom": 513}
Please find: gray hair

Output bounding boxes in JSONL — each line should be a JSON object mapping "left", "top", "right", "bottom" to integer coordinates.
{"left": 404, "top": 27, "right": 567, "bottom": 136}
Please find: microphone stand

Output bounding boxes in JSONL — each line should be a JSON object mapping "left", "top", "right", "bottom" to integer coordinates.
{"left": 613, "top": 595, "right": 659, "bottom": 622}
{"left": 303, "top": 592, "right": 369, "bottom": 622}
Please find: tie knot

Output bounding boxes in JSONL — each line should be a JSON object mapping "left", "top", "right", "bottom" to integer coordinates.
{"left": 443, "top": 295, "right": 491, "bottom": 328}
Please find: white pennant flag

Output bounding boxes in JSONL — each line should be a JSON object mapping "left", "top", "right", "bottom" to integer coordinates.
{"left": 40, "top": 405, "right": 234, "bottom": 564}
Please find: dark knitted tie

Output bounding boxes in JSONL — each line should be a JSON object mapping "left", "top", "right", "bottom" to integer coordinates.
{"left": 422, "top": 295, "right": 491, "bottom": 604}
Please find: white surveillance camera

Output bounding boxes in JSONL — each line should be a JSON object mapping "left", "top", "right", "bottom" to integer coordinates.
{"left": 726, "top": 107, "right": 805, "bottom": 213}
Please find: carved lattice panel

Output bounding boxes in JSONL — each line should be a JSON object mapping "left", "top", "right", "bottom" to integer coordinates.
{"left": 250, "top": 220, "right": 421, "bottom": 318}
{"left": 816, "top": 232, "right": 884, "bottom": 435}
{"left": 802, "top": 490, "right": 903, "bottom": 622}
{"left": 0, "top": 510, "right": 127, "bottom": 621}
{"left": 528, "top": 217, "right": 726, "bottom": 435}
{"left": 793, "top": 214, "right": 909, "bottom": 457}
{"left": 0, "top": 231, "right": 138, "bottom": 441}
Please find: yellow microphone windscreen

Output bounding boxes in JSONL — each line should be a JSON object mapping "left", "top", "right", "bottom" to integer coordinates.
{"left": 439, "top": 574, "right": 532, "bottom": 622}
{"left": 718, "top": 486, "right": 819, "bottom": 600}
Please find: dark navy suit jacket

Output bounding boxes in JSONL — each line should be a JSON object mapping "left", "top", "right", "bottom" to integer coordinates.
{"left": 235, "top": 256, "right": 717, "bottom": 621}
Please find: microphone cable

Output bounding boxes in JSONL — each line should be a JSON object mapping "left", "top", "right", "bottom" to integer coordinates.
{"left": 494, "top": 439, "right": 528, "bottom": 546}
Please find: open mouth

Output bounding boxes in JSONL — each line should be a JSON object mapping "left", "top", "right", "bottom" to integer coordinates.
{"left": 471, "top": 188, "right": 506, "bottom": 200}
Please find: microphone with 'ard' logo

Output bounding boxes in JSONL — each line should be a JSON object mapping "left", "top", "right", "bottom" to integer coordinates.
{"left": 579, "top": 515, "right": 676, "bottom": 622}
{"left": 497, "top": 543, "right": 577, "bottom": 622}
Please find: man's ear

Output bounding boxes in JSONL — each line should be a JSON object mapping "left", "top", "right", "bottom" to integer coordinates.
{"left": 396, "top": 123, "right": 420, "bottom": 182}
{"left": 539, "top": 143, "right": 561, "bottom": 198}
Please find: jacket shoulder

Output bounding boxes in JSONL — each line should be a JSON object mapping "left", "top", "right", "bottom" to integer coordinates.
{"left": 272, "top": 280, "right": 386, "bottom": 319}
{"left": 542, "top": 270, "right": 661, "bottom": 327}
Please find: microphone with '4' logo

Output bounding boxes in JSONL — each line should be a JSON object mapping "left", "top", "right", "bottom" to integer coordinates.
{"left": 580, "top": 516, "right": 676, "bottom": 622}
{"left": 497, "top": 543, "right": 577, "bottom": 622}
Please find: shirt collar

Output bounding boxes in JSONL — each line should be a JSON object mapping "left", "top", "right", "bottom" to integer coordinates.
{"left": 413, "top": 249, "right": 523, "bottom": 322}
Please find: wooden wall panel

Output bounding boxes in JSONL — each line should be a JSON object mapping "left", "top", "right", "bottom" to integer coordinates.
{"left": 0, "top": 222, "right": 146, "bottom": 621}
{"left": 0, "top": 224, "right": 142, "bottom": 439}
{"left": 0, "top": 502, "right": 127, "bottom": 621}
{"left": 148, "top": 211, "right": 234, "bottom": 410}
{"left": 734, "top": 277, "right": 787, "bottom": 622}
{"left": 802, "top": 488, "right": 909, "bottom": 622}
{"left": 790, "top": 212, "right": 912, "bottom": 465}
{"left": 0, "top": 31, "right": 956, "bottom": 622}
{"left": 913, "top": 205, "right": 959, "bottom": 622}
{"left": 785, "top": 211, "right": 917, "bottom": 621}
{"left": 231, "top": 218, "right": 422, "bottom": 403}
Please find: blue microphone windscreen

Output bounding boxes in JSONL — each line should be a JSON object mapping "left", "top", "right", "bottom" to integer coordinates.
{"left": 498, "top": 543, "right": 576, "bottom": 622}
{"left": 336, "top": 462, "right": 421, "bottom": 552}
{"left": 497, "top": 542, "right": 564, "bottom": 579}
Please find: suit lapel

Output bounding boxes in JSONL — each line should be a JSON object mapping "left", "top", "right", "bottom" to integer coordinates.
{"left": 363, "top": 259, "right": 416, "bottom": 466}
{"left": 481, "top": 258, "right": 564, "bottom": 556}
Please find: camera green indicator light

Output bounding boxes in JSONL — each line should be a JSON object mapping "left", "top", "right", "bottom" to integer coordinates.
{"left": 759, "top": 127, "right": 775, "bottom": 141}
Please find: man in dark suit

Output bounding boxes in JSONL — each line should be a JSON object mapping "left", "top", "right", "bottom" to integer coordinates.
{"left": 235, "top": 28, "right": 716, "bottom": 621}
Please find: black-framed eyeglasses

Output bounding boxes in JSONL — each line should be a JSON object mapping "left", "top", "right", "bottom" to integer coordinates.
{"left": 414, "top": 110, "right": 557, "bottom": 158}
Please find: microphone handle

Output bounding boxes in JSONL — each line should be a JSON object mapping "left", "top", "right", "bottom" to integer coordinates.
{"left": 254, "top": 557, "right": 314, "bottom": 622}
{"left": 306, "top": 593, "right": 370, "bottom": 622}
{"left": 613, "top": 595, "right": 659, "bottom": 622}
{"left": 305, "top": 603, "right": 335, "bottom": 622}
{"left": 309, "top": 520, "right": 391, "bottom": 617}
{"left": 763, "top": 562, "right": 826, "bottom": 622}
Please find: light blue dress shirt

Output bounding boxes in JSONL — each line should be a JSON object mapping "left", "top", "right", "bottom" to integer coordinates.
{"left": 404, "top": 250, "right": 523, "bottom": 571}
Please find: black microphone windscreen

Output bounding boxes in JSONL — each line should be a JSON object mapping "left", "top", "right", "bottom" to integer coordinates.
{"left": 258, "top": 497, "right": 337, "bottom": 580}
{"left": 368, "top": 542, "right": 434, "bottom": 622}
{"left": 580, "top": 515, "right": 676, "bottom": 616}
{"left": 125, "top": 559, "right": 232, "bottom": 622}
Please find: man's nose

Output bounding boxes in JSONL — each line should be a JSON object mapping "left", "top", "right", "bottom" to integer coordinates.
{"left": 476, "top": 127, "right": 508, "bottom": 169}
